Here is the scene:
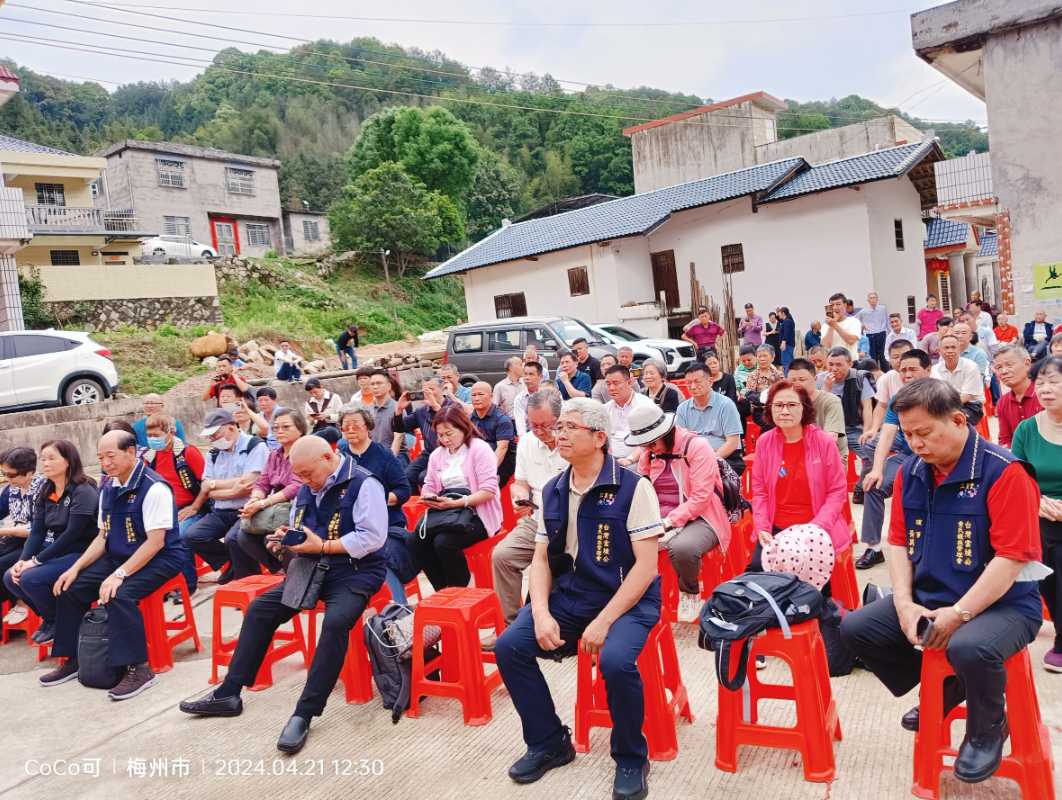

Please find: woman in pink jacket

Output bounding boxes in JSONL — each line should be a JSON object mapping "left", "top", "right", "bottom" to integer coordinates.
{"left": 415, "top": 405, "right": 502, "bottom": 589}
{"left": 631, "top": 405, "right": 732, "bottom": 621}
{"left": 751, "top": 380, "right": 850, "bottom": 590}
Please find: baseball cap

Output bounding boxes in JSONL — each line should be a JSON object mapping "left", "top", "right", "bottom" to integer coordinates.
{"left": 200, "top": 409, "right": 235, "bottom": 438}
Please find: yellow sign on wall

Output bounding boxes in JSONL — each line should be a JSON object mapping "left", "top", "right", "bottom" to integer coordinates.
{"left": 1034, "top": 263, "right": 1062, "bottom": 300}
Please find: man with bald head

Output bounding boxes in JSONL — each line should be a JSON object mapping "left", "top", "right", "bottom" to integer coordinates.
{"left": 42, "top": 430, "right": 186, "bottom": 699}
{"left": 180, "top": 436, "right": 389, "bottom": 754}
{"left": 132, "top": 393, "right": 187, "bottom": 448}
{"left": 471, "top": 380, "right": 517, "bottom": 485}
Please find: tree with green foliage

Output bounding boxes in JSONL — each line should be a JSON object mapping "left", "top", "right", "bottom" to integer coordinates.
{"left": 348, "top": 106, "right": 480, "bottom": 202}
{"left": 329, "top": 162, "right": 464, "bottom": 278}
{"left": 523, "top": 151, "right": 581, "bottom": 210}
{"left": 466, "top": 151, "right": 521, "bottom": 239}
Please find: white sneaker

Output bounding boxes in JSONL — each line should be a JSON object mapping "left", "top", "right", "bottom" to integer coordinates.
{"left": 678, "top": 593, "right": 702, "bottom": 623}
{"left": 3, "top": 604, "right": 28, "bottom": 626}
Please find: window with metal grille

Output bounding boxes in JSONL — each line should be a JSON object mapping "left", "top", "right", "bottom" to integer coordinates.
{"left": 49, "top": 249, "right": 80, "bottom": 266}
{"left": 906, "top": 295, "right": 917, "bottom": 323}
{"left": 894, "top": 219, "right": 905, "bottom": 251}
{"left": 937, "top": 272, "right": 951, "bottom": 312}
{"left": 226, "top": 167, "right": 255, "bottom": 195}
{"left": 156, "top": 158, "right": 185, "bottom": 188}
{"left": 302, "top": 219, "right": 320, "bottom": 241}
{"left": 35, "top": 183, "right": 66, "bottom": 207}
{"left": 494, "top": 292, "right": 527, "bottom": 319}
{"left": 162, "top": 215, "right": 192, "bottom": 237}
{"left": 90, "top": 180, "right": 100, "bottom": 200}
{"left": 567, "top": 266, "right": 590, "bottom": 296}
{"left": 721, "top": 243, "right": 745, "bottom": 274}
{"left": 245, "top": 223, "right": 271, "bottom": 247}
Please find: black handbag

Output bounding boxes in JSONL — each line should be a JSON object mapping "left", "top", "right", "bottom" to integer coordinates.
{"left": 78, "top": 605, "right": 123, "bottom": 689}
{"left": 417, "top": 488, "right": 476, "bottom": 539}
{"left": 281, "top": 556, "right": 330, "bottom": 610}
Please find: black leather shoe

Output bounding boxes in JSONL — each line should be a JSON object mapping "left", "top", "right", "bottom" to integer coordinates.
{"left": 855, "top": 549, "right": 885, "bottom": 570}
{"left": 954, "top": 719, "right": 1008, "bottom": 783}
{"left": 852, "top": 488, "right": 864, "bottom": 505}
{"left": 179, "top": 690, "right": 243, "bottom": 717}
{"left": 613, "top": 762, "right": 650, "bottom": 800}
{"left": 277, "top": 715, "right": 310, "bottom": 754}
{"left": 901, "top": 679, "right": 966, "bottom": 731}
{"left": 508, "top": 727, "right": 576, "bottom": 784}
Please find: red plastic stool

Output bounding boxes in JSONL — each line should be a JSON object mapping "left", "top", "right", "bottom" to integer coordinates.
{"left": 465, "top": 533, "right": 505, "bottom": 590}
{"left": 745, "top": 421, "right": 762, "bottom": 455}
{"left": 975, "top": 413, "right": 992, "bottom": 442}
{"left": 1, "top": 602, "right": 50, "bottom": 661}
{"left": 658, "top": 549, "right": 680, "bottom": 624}
{"left": 210, "top": 574, "right": 309, "bottom": 691}
{"left": 194, "top": 555, "right": 213, "bottom": 578}
{"left": 407, "top": 587, "right": 506, "bottom": 725}
{"left": 140, "top": 575, "right": 201, "bottom": 673}
{"left": 830, "top": 546, "right": 861, "bottom": 611}
{"left": 500, "top": 481, "right": 517, "bottom": 534}
{"left": 699, "top": 547, "right": 727, "bottom": 601}
{"left": 741, "top": 453, "right": 755, "bottom": 497}
{"left": 716, "top": 619, "right": 842, "bottom": 782}
{"left": 723, "top": 513, "right": 754, "bottom": 580}
{"left": 842, "top": 499, "right": 857, "bottom": 544}
{"left": 574, "top": 620, "right": 693, "bottom": 760}
{"left": 403, "top": 498, "right": 425, "bottom": 530}
{"left": 912, "top": 647, "right": 1054, "bottom": 800}
{"left": 846, "top": 451, "right": 859, "bottom": 491}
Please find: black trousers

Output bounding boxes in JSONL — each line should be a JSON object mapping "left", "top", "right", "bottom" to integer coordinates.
{"left": 405, "top": 451, "right": 431, "bottom": 495}
{"left": 52, "top": 548, "right": 185, "bottom": 667}
{"left": 182, "top": 509, "right": 240, "bottom": 570}
{"left": 497, "top": 447, "right": 517, "bottom": 488}
{"left": 0, "top": 543, "right": 21, "bottom": 605}
{"left": 1038, "top": 519, "right": 1062, "bottom": 650}
{"left": 224, "top": 559, "right": 384, "bottom": 719}
{"left": 410, "top": 515, "right": 488, "bottom": 590}
{"left": 839, "top": 595, "right": 1041, "bottom": 735}
{"left": 868, "top": 330, "right": 887, "bottom": 370}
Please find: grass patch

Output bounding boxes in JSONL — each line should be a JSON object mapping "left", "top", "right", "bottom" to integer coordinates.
{"left": 94, "top": 257, "right": 466, "bottom": 395}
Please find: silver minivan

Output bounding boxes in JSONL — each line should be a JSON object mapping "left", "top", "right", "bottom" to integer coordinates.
{"left": 445, "top": 316, "right": 617, "bottom": 385}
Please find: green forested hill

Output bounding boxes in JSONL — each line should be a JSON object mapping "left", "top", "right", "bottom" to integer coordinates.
{"left": 0, "top": 40, "right": 987, "bottom": 226}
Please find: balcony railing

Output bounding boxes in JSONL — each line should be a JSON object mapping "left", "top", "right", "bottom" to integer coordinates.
{"left": 25, "top": 204, "right": 140, "bottom": 234}
{"left": 934, "top": 152, "right": 994, "bottom": 208}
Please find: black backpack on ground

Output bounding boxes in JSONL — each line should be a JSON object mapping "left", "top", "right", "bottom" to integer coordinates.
{"left": 698, "top": 571, "right": 823, "bottom": 690}
{"left": 78, "top": 605, "right": 123, "bottom": 689}
{"left": 364, "top": 603, "right": 440, "bottom": 724}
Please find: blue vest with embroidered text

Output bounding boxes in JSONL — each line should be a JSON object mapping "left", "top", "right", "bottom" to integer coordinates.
{"left": 900, "top": 429, "right": 1041, "bottom": 619}
{"left": 100, "top": 463, "right": 181, "bottom": 559}
{"left": 543, "top": 455, "right": 661, "bottom": 605}
{"left": 291, "top": 458, "right": 387, "bottom": 569}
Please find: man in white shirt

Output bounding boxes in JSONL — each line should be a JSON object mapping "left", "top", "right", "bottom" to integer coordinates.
{"left": 513, "top": 361, "right": 544, "bottom": 437}
{"left": 493, "top": 357, "right": 525, "bottom": 416}
{"left": 491, "top": 390, "right": 567, "bottom": 625}
{"left": 273, "top": 340, "right": 302, "bottom": 383}
{"left": 931, "top": 334, "right": 985, "bottom": 424}
{"left": 951, "top": 321, "right": 991, "bottom": 384}
{"left": 884, "top": 313, "right": 917, "bottom": 354}
{"left": 603, "top": 365, "right": 654, "bottom": 464}
{"left": 856, "top": 291, "right": 890, "bottom": 369}
{"left": 822, "top": 291, "right": 861, "bottom": 359}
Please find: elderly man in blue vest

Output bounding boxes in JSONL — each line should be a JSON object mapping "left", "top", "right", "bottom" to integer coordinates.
{"left": 41, "top": 430, "right": 187, "bottom": 699}
{"left": 494, "top": 397, "right": 663, "bottom": 800}
{"left": 179, "top": 436, "right": 388, "bottom": 755}
{"left": 840, "top": 378, "right": 1043, "bottom": 786}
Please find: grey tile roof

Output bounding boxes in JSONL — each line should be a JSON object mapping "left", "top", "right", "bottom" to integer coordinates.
{"left": 424, "top": 158, "right": 805, "bottom": 278}
{"left": 0, "top": 132, "right": 75, "bottom": 156}
{"left": 923, "top": 217, "right": 970, "bottom": 249}
{"left": 426, "top": 140, "right": 941, "bottom": 279}
{"left": 977, "top": 231, "right": 998, "bottom": 258}
{"left": 761, "top": 140, "right": 938, "bottom": 202}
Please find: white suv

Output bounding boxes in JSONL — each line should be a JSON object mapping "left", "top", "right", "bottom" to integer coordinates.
{"left": 0, "top": 330, "right": 119, "bottom": 411}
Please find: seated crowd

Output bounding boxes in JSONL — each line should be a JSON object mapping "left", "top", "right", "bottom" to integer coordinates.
{"left": 2, "top": 292, "right": 1060, "bottom": 800}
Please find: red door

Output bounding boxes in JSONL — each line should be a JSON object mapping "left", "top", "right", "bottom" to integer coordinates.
{"left": 210, "top": 216, "right": 240, "bottom": 255}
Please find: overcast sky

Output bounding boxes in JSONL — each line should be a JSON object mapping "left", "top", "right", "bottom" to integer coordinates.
{"left": 1, "top": 0, "right": 987, "bottom": 125}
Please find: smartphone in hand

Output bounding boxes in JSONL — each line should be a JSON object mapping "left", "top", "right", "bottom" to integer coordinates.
{"left": 282, "top": 527, "right": 307, "bottom": 547}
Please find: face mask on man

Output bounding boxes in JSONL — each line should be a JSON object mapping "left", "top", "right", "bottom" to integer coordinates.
{"left": 146, "top": 436, "right": 168, "bottom": 451}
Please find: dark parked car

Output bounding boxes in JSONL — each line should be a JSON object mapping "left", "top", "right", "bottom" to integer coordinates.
{"left": 444, "top": 316, "right": 616, "bottom": 385}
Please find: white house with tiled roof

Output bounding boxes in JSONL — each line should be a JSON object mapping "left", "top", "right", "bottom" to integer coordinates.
{"left": 427, "top": 141, "right": 943, "bottom": 341}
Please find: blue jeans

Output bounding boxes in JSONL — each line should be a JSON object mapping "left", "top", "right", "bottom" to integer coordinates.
{"left": 179, "top": 513, "right": 205, "bottom": 593}
{"left": 277, "top": 362, "right": 302, "bottom": 382}
{"left": 3, "top": 552, "right": 82, "bottom": 624}
{"left": 860, "top": 453, "right": 902, "bottom": 546}
{"left": 494, "top": 587, "right": 660, "bottom": 769}
{"left": 781, "top": 346, "right": 793, "bottom": 371}
{"left": 336, "top": 344, "right": 357, "bottom": 369}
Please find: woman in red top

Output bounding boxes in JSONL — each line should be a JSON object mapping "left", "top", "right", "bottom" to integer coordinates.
{"left": 749, "top": 381, "right": 850, "bottom": 589}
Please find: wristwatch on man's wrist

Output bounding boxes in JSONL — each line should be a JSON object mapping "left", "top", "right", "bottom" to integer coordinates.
{"left": 953, "top": 604, "right": 973, "bottom": 623}
{"left": 113, "top": 568, "right": 128, "bottom": 581}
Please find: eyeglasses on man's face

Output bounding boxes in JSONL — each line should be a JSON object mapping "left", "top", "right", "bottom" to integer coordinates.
{"left": 556, "top": 421, "right": 596, "bottom": 434}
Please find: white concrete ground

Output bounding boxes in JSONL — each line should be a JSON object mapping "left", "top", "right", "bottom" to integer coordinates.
{"left": 2, "top": 505, "right": 1060, "bottom": 800}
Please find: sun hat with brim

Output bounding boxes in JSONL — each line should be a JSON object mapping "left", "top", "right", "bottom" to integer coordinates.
{"left": 623, "top": 405, "right": 676, "bottom": 448}
{"left": 200, "top": 409, "right": 235, "bottom": 438}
